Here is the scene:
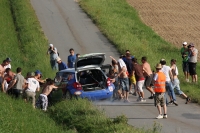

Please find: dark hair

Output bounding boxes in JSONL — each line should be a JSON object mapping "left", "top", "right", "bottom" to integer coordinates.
{"left": 69, "top": 48, "right": 74, "bottom": 52}
{"left": 112, "top": 60, "right": 117, "bottom": 65}
{"left": 46, "top": 78, "right": 52, "bottom": 82}
{"left": 76, "top": 53, "right": 80, "bottom": 57}
{"left": 119, "top": 54, "right": 125, "bottom": 58}
{"left": 141, "top": 56, "right": 147, "bottom": 61}
{"left": 16, "top": 67, "right": 22, "bottom": 73}
{"left": 171, "top": 59, "right": 176, "bottom": 63}
{"left": 132, "top": 58, "right": 137, "bottom": 63}
{"left": 5, "top": 68, "right": 11, "bottom": 73}
{"left": 49, "top": 79, "right": 54, "bottom": 85}
{"left": 160, "top": 60, "right": 166, "bottom": 65}
{"left": 126, "top": 50, "right": 130, "bottom": 53}
{"left": 3, "top": 60, "right": 6, "bottom": 63}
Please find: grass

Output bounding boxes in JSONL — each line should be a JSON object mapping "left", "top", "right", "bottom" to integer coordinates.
{"left": 0, "top": 93, "right": 75, "bottom": 133}
{"left": 79, "top": 0, "right": 200, "bottom": 104}
{"left": 0, "top": 0, "right": 54, "bottom": 78}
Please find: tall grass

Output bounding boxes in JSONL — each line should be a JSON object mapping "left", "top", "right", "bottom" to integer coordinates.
{"left": 79, "top": 0, "right": 200, "bottom": 103}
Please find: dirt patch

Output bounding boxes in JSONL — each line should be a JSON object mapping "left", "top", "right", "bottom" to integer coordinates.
{"left": 127, "top": 0, "right": 200, "bottom": 50}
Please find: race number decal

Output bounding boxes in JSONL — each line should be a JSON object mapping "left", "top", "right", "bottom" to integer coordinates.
{"left": 109, "top": 86, "right": 113, "bottom": 92}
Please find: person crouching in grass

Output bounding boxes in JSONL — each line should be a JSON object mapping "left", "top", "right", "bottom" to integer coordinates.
{"left": 36, "top": 79, "right": 58, "bottom": 111}
{"left": 153, "top": 63, "right": 167, "bottom": 119}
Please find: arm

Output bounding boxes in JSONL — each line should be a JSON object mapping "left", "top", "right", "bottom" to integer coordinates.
{"left": 118, "top": 66, "right": 126, "bottom": 77}
{"left": 2, "top": 79, "right": 6, "bottom": 93}
{"left": 7, "top": 79, "right": 16, "bottom": 91}
{"left": 109, "top": 56, "right": 117, "bottom": 64}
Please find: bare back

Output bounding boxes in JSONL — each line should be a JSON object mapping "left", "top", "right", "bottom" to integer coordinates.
{"left": 143, "top": 62, "right": 152, "bottom": 77}
{"left": 42, "top": 85, "right": 57, "bottom": 96}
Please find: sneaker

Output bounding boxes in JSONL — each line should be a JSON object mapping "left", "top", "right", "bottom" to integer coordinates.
{"left": 163, "top": 114, "right": 167, "bottom": 119}
{"left": 148, "top": 95, "right": 154, "bottom": 99}
{"left": 140, "top": 98, "right": 146, "bottom": 102}
{"left": 136, "top": 97, "right": 142, "bottom": 101}
{"left": 129, "top": 91, "right": 133, "bottom": 94}
{"left": 185, "top": 97, "right": 191, "bottom": 104}
{"left": 156, "top": 114, "right": 163, "bottom": 119}
{"left": 173, "top": 101, "right": 178, "bottom": 106}
{"left": 132, "top": 92, "right": 137, "bottom": 96}
{"left": 124, "top": 99, "right": 130, "bottom": 103}
{"left": 168, "top": 101, "right": 173, "bottom": 104}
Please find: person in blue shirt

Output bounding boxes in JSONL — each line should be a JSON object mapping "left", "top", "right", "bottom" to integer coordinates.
{"left": 68, "top": 48, "right": 76, "bottom": 68}
{"left": 57, "top": 57, "right": 68, "bottom": 71}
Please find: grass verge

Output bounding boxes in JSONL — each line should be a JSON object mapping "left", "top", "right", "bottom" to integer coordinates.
{"left": 79, "top": 0, "right": 200, "bottom": 104}
{"left": 0, "top": 0, "right": 53, "bottom": 78}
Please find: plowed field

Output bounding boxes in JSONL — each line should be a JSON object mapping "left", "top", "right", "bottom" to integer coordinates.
{"left": 127, "top": 0, "right": 200, "bottom": 50}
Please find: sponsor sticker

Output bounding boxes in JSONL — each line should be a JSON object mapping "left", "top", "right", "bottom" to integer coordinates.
{"left": 109, "top": 86, "right": 113, "bottom": 92}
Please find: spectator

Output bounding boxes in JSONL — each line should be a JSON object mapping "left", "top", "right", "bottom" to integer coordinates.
{"left": 132, "top": 58, "right": 146, "bottom": 102}
{"left": 76, "top": 53, "right": 80, "bottom": 58}
{"left": 180, "top": 42, "right": 189, "bottom": 82}
{"left": 188, "top": 43, "right": 198, "bottom": 83}
{"left": 24, "top": 72, "right": 40, "bottom": 108}
{"left": 0, "top": 60, "right": 7, "bottom": 84}
{"left": 68, "top": 48, "right": 76, "bottom": 68}
{"left": 170, "top": 59, "right": 191, "bottom": 104}
{"left": 123, "top": 52, "right": 135, "bottom": 95}
{"left": 4, "top": 57, "right": 12, "bottom": 69}
{"left": 118, "top": 58, "right": 129, "bottom": 102}
{"left": 57, "top": 57, "right": 68, "bottom": 71}
{"left": 35, "top": 70, "right": 46, "bottom": 85}
{"left": 47, "top": 44, "right": 58, "bottom": 70}
{"left": 160, "top": 59, "right": 178, "bottom": 106}
{"left": 141, "top": 56, "right": 155, "bottom": 99}
{"left": 36, "top": 79, "right": 58, "bottom": 111}
{"left": 153, "top": 63, "right": 167, "bottom": 119}
{"left": 7, "top": 67, "right": 25, "bottom": 98}
{"left": 2, "top": 68, "right": 15, "bottom": 93}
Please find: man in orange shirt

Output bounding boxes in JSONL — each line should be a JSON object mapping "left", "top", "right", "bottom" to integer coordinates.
{"left": 153, "top": 63, "right": 167, "bottom": 119}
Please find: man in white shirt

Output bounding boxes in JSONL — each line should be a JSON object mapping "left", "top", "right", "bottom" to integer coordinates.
{"left": 25, "top": 72, "right": 40, "bottom": 108}
{"left": 160, "top": 59, "right": 178, "bottom": 106}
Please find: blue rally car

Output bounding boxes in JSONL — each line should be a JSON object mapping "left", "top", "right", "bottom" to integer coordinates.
{"left": 54, "top": 53, "right": 115, "bottom": 100}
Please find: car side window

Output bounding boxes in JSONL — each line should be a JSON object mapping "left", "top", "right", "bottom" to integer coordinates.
{"left": 55, "top": 72, "right": 75, "bottom": 83}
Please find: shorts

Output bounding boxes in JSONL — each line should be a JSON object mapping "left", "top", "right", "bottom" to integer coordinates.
{"left": 155, "top": 92, "right": 165, "bottom": 107}
{"left": 188, "top": 62, "right": 197, "bottom": 75}
{"left": 182, "top": 62, "right": 189, "bottom": 72}
{"left": 36, "top": 94, "right": 48, "bottom": 111}
{"left": 144, "top": 74, "right": 153, "bottom": 87}
{"left": 129, "top": 75, "right": 136, "bottom": 85}
{"left": 136, "top": 80, "right": 145, "bottom": 92}
{"left": 119, "top": 78, "right": 129, "bottom": 92}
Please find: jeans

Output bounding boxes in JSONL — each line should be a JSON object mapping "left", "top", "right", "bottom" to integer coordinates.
{"left": 13, "top": 89, "right": 23, "bottom": 98}
{"left": 172, "top": 78, "right": 183, "bottom": 95}
{"left": 50, "top": 60, "right": 58, "bottom": 70}
{"left": 119, "top": 78, "right": 129, "bottom": 92}
{"left": 166, "top": 81, "right": 176, "bottom": 101}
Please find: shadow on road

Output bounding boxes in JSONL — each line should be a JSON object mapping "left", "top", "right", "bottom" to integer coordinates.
{"left": 182, "top": 113, "right": 200, "bottom": 119}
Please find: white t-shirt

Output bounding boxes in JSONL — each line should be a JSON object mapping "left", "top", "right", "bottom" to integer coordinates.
{"left": 161, "top": 65, "right": 171, "bottom": 82}
{"left": 26, "top": 78, "right": 40, "bottom": 92}
{"left": 4, "top": 64, "right": 11, "bottom": 69}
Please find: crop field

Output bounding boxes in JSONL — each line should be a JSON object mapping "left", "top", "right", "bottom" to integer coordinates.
{"left": 127, "top": 0, "right": 200, "bottom": 56}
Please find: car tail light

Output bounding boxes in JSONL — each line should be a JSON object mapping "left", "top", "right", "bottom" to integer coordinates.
{"left": 107, "top": 78, "right": 111, "bottom": 86}
{"left": 73, "top": 82, "right": 82, "bottom": 90}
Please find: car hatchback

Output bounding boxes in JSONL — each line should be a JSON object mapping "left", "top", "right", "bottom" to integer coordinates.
{"left": 54, "top": 53, "right": 115, "bottom": 100}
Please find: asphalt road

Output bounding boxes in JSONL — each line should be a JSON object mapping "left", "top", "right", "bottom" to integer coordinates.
{"left": 31, "top": 0, "right": 200, "bottom": 133}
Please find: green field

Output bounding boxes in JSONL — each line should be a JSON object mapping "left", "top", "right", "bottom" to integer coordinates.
{"left": 79, "top": 0, "right": 200, "bottom": 104}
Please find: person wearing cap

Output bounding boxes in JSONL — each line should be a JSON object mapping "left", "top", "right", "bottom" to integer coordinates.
{"left": 35, "top": 70, "right": 46, "bottom": 85}
{"left": 153, "top": 63, "right": 167, "bottom": 119}
{"left": 4, "top": 57, "right": 12, "bottom": 69}
{"left": 188, "top": 43, "right": 198, "bottom": 83}
{"left": 47, "top": 44, "right": 59, "bottom": 70}
{"left": 181, "top": 42, "right": 189, "bottom": 82}
{"left": 57, "top": 57, "right": 68, "bottom": 71}
{"left": 68, "top": 48, "right": 76, "bottom": 68}
{"left": 160, "top": 59, "right": 178, "bottom": 106}
{"left": 24, "top": 72, "right": 40, "bottom": 108}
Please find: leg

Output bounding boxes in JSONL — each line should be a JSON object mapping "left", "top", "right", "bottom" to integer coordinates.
{"left": 157, "top": 105, "right": 162, "bottom": 114}
{"left": 163, "top": 104, "right": 167, "bottom": 114}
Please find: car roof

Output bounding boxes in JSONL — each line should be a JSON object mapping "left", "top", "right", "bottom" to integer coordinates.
{"left": 58, "top": 68, "right": 75, "bottom": 73}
